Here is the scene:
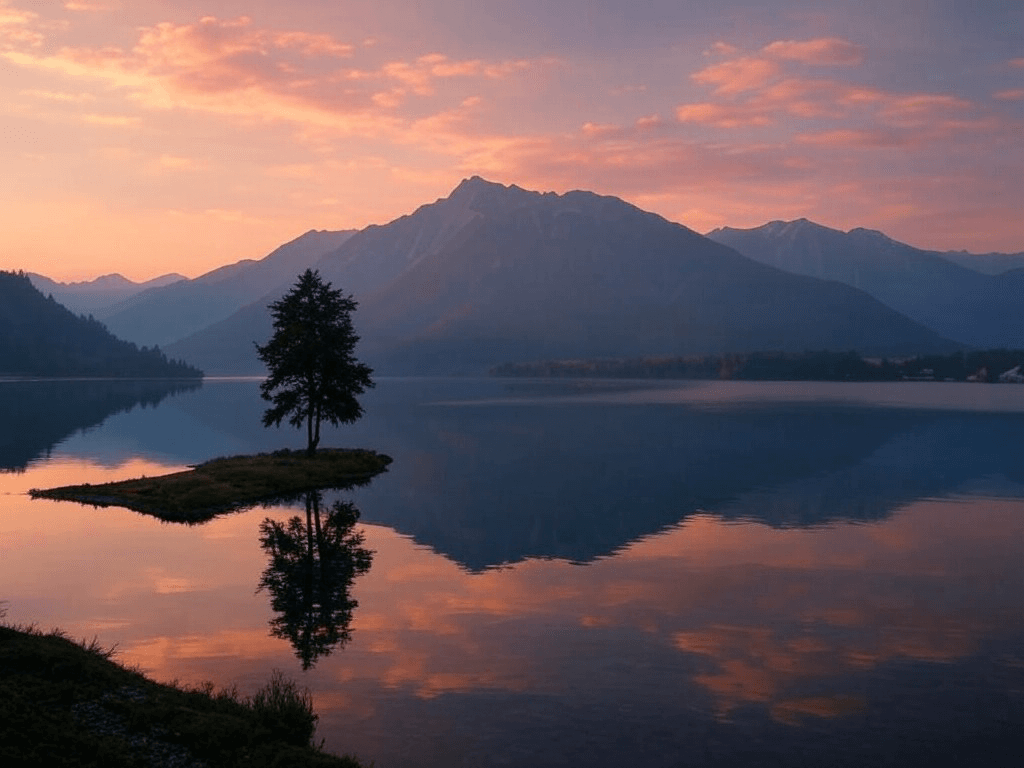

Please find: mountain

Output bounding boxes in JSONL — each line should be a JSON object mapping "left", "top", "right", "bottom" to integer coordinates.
{"left": 99, "top": 229, "right": 356, "bottom": 347}
{"left": 0, "top": 271, "right": 202, "bottom": 377}
{"left": 941, "top": 250, "right": 1024, "bottom": 275}
{"left": 27, "top": 272, "right": 185, "bottom": 316}
{"left": 707, "top": 219, "right": 1024, "bottom": 349}
{"left": 168, "top": 178, "right": 955, "bottom": 375}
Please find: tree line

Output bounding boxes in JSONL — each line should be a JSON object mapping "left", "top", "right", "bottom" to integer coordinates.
{"left": 490, "top": 349, "right": 1024, "bottom": 382}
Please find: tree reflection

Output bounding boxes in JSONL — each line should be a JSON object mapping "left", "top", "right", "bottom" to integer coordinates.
{"left": 258, "top": 491, "right": 373, "bottom": 670}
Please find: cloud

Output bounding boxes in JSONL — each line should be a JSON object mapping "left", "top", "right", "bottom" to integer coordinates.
{"left": 0, "top": 1, "right": 42, "bottom": 46}
{"left": 795, "top": 128, "right": 912, "bottom": 149}
{"left": 82, "top": 112, "right": 138, "bottom": 126}
{"left": 762, "top": 38, "right": 864, "bottom": 66}
{"left": 994, "top": 88, "right": 1024, "bottom": 101}
{"left": 677, "top": 37, "right": 983, "bottom": 139}
{"left": 64, "top": 1, "right": 113, "bottom": 10}
{"left": 691, "top": 37, "right": 864, "bottom": 96}
{"left": 705, "top": 41, "right": 739, "bottom": 57}
{"left": 691, "top": 56, "right": 780, "bottom": 95}
{"left": 151, "top": 155, "right": 197, "bottom": 171}
{"left": 0, "top": 13, "right": 555, "bottom": 149}
{"left": 20, "top": 88, "right": 94, "bottom": 102}
{"left": 676, "top": 101, "right": 774, "bottom": 128}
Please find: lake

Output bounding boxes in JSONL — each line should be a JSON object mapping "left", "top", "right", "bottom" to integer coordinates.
{"left": 2, "top": 377, "right": 1023, "bottom": 767}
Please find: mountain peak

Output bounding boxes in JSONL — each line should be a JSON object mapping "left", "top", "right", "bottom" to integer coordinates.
{"left": 847, "top": 226, "right": 895, "bottom": 243}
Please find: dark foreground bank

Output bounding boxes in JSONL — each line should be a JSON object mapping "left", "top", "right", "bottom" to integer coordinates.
{"left": 0, "top": 620, "right": 366, "bottom": 767}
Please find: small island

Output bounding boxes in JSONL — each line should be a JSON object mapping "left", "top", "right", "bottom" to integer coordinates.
{"left": 30, "top": 449, "right": 392, "bottom": 524}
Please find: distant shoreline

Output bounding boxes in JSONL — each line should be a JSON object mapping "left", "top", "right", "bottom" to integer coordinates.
{"left": 491, "top": 349, "right": 1024, "bottom": 384}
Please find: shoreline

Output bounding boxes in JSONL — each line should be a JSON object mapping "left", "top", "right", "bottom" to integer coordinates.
{"left": 29, "top": 448, "right": 392, "bottom": 524}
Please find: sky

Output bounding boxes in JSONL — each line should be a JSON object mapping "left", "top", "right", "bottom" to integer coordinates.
{"left": 1, "top": 0, "right": 1022, "bottom": 281}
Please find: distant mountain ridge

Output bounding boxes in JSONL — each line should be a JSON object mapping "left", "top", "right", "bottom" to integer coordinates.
{"left": 941, "top": 249, "right": 1024, "bottom": 275}
{"left": 99, "top": 229, "right": 356, "bottom": 347}
{"left": 28, "top": 272, "right": 185, "bottom": 316}
{"left": 707, "top": 219, "right": 1024, "bottom": 348}
{"left": 168, "top": 177, "right": 956, "bottom": 375}
{"left": 0, "top": 271, "right": 202, "bottom": 377}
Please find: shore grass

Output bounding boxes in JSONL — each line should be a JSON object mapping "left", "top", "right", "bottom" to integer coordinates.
{"left": 0, "top": 620, "right": 365, "bottom": 767}
{"left": 29, "top": 448, "right": 392, "bottom": 523}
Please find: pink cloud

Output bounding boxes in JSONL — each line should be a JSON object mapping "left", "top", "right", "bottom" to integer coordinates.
{"left": 706, "top": 41, "right": 740, "bottom": 57}
{"left": 63, "top": 1, "right": 112, "bottom": 11}
{"left": 879, "top": 93, "right": 971, "bottom": 121}
{"left": 795, "top": 128, "right": 914, "bottom": 149}
{"left": 1, "top": 12, "right": 555, "bottom": 148}
{"left": 994, "top": 88, "right": 1024, "bottom": 101}
{"left": 0, "top": 1, "right": 41, "bottom": 46}
{"left": 691, "top": 56, "right": 780, "bottom": 95}
{"left": 762, "top": 38, "right": 864, "bottom": 66}
{"left": 581, "top": 121, "right": 622, "bottom": 138}
{"left": 676, "top": 102, "right": 774, "bottom": 128}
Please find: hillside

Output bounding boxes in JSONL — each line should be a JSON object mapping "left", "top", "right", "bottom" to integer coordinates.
{"left": 0, "top": 271, "right": 202, "bottom": 378}
{"left": 100, "top": 229, "right": 356, "bottom": 347}
{"left": 707, "top": 219, "right": 1024, "bottom": 348}
{"left": 169, "top": 178, "right": 956, "bottom": 375}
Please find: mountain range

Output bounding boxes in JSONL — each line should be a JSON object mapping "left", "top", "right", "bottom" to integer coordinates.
{"left": 24, "top": 177, "right": 1024, "bottom": 376}
{"left": 707, "top": 219, "right": 1024, "bottom": 349}
{"left": 163, "top": 177, "right": 955, "bottom": 374}
{"left": 28, "top": 272, "right": 185, "bottom": 316}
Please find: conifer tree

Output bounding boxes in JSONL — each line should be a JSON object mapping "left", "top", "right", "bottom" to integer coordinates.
{"left": 255, "top": 270, "right": 374, "bottom": 455}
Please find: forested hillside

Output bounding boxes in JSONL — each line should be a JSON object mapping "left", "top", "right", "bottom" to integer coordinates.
{"left": 0, "top": 271, "right": 202, "bottom": 378}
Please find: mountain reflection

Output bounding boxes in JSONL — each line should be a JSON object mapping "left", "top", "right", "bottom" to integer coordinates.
{"left": 258, "top": 491, "right": 373, "bottom": 670}
{"left": 0, "top": 378, "right": 201, "bottom": 471}
{"left": 345, "top": 389, "right": 1024, "bottom": 569}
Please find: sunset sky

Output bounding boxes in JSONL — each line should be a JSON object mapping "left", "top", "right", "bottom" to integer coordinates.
{"left": 2, "top": 0, "right": 1022, "bottom": 281}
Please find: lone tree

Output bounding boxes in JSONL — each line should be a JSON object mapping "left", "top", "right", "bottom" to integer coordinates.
{"left": 256, "top": 269, "right": 374, "bottom": 455}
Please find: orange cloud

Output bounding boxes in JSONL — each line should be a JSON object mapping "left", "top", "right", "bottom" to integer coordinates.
{"left": 64, "top": 1, "right": 113, "bottom": 10}
{"left": 81, "top": 112, "right": 138, "bottom": 126}
{"left": 20, "top": 88, "right": 94, "bottom": 102}
{"left": 0, "top": 1, "right": 41, "bottom": 47}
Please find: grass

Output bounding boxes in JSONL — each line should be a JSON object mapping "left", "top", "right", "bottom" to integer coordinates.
{"left": 0, "top": 619, "right": 366, "bottom": 767}
{"left": 29, "top": 448, "right": 392, "bottom": 524}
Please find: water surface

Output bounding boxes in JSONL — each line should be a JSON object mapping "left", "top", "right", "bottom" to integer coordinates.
{"left": 2, "top": 377, "right": 1022, "bottom": 767}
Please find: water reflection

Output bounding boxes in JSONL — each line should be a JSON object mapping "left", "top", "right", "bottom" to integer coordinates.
{"left": 258, "top": 491, "right": 373, "bottom": 669}
{"left": 0, "top": 378, "right": 201, "bottom": 471}
{"left": 4, "top": 379, "right": 1024, "bottom": 767}
{"left": 346, "top": 395, "right": 1024, "bottom": 568}
{"left": 30, "top": 378, "right": 1024, "bottom": 569}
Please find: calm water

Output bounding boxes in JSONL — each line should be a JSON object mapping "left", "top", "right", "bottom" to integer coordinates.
{"left": 2, "top": 377, "right": 1023, "bottom": 767}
